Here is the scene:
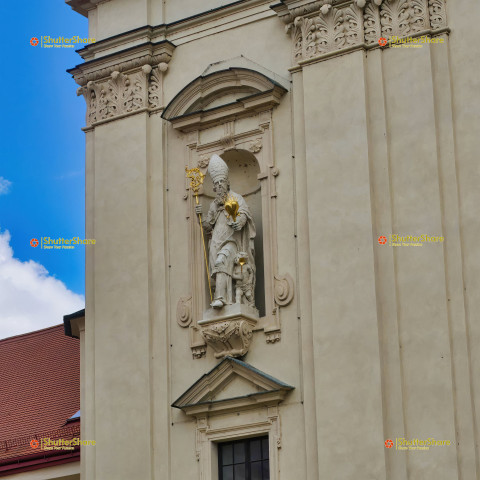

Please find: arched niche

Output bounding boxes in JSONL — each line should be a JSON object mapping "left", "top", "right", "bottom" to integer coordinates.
{"left": 167, "top": 61, "right": 293, "bottom": 358}
{"left": 203, "top": 149, "right": 265, "bottom": 317}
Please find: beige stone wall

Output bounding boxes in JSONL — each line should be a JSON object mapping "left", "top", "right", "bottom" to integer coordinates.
{"left": 68, "top": 0, "right": 480, "bottom": 478}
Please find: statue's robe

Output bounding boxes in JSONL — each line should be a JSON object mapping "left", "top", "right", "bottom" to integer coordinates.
{"left": 205, "top": 191, "right": 256, "bottom": 303}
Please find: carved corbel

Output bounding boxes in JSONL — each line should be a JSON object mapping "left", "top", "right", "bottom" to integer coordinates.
{"left": 219, "top": 134, "right": 236, "bottom": 151}
{"left": 201, "top": 320, "right": 254, "bottom": 359}
{"left": 192, "top": 345, "right": 207, "bottom": 360}
{"left": 265, "top": 330, "right": 281, "bottom": 344}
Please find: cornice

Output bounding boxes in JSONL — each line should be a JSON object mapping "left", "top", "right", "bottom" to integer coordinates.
{"left": 65, "top": 0, "right": 107, "bottom": 17}
{"left": 71, "top": 0, "right": 271, "bottom": 61}
{"left": 68, "top": 40, "right": 175, "bottom": 86}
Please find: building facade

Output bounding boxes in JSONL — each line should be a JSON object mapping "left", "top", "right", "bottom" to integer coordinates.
{"left": 66, "top": 0, "right": 480, "bottom": 478}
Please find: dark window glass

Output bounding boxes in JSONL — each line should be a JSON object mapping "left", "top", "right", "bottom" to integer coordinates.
{"left": 251, "top": 461, "right": 262, "bottom": 480}
{"left": 223, "top": 466, "right": 234, "bottom": 480}
{"left": 218, "top": 436, "right": 269, "bottom": 480}
{"left": 234, "top": 464, "right": 246, "bottom": 480}
{"left": 250, "top": 440, "right": 262, "bottom": 461}
{"left": 221, "top": 444, "right": 233, "bottom": 465}
{"left": 234, "top": 442, "right": 245, "bottom": 463}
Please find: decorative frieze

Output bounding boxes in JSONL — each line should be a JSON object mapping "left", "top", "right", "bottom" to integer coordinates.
{"left": 272, "top": 0, "right": 449, "bottom": 67}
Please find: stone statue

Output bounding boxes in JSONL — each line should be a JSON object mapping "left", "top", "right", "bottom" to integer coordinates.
{"left": 233, "top": 252, "right": 255, "bottom": 307}
{"left": 196, "top": 155, "right": 256, "bottom": 309}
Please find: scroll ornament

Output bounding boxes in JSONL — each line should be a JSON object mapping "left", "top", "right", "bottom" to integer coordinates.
{"left": 274, "top": 273, "right": 294, "bottom": 307}
{"left": 176, "top": 295, "right": 192, "bottom": 328}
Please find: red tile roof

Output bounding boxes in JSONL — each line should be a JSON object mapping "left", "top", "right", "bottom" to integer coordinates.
{"left": 0, "top": 325, "right": 80, "bottom": 468}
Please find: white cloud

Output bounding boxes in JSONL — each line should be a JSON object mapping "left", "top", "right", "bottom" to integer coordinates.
{"left": 0, "top": 177, "right": 12, "bottom": 195}
{"left": 0, "top": 230, "right": 84, "bottom": 339}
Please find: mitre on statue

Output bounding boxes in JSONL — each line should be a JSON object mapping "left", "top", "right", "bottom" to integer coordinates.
{"left": 208, "top": 154, "right": 229, "bottom": 182}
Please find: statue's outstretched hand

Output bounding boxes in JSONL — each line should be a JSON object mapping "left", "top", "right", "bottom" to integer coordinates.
{"left": 231, "top": 214, "right": 246, "bottom": 231}
{"left": 195, "top": 204, "right": 202, "bottom": 215}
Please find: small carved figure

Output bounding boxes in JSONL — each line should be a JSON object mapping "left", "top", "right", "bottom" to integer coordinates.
{"left": 232, "top": 252, "right": 255, "bottom": 307}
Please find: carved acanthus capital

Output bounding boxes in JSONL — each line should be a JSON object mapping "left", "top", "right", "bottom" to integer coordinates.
{"left": 272, "top": 0, "right": 449, "bottom": 67}
{"left": 70, "top": 41, "right": 175, "bottom": 127}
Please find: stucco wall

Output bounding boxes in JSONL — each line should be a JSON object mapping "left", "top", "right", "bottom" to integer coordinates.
{"left": 71, "top": 0, "right": 480, "bottom": 478}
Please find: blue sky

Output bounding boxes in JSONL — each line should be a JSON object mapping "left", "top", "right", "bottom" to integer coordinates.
{"left": 0, "top": 2, "right": 87, "bottom": 337}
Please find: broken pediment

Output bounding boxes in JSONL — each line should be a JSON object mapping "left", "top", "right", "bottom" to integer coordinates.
{"left": 162, "top": 62, "right": 288, "bottom": 132}
{"left": 172, "top": 357, "right": 294, "bottom": 416}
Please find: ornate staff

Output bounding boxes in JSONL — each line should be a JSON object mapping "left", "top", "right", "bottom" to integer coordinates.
{"left": 185, "top": 166, "right": 213, "bottom": 302}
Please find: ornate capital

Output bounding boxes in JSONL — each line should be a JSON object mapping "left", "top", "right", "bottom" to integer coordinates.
{"left": 70, "top": 41, "right": 175, "bottom": 127}
{"left": 272, "top": 0, "right": 448, "bottom": 68}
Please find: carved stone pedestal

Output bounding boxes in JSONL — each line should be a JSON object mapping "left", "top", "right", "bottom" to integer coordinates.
{"left": 198, "top": 304, "right": 259, "bottom": 359}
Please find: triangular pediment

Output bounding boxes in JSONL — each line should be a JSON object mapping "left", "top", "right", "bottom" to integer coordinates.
{"left": 172, "top": 357, "right": 293, "bottom": 416}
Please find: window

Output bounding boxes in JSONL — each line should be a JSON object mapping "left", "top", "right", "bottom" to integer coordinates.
{"left": 218, "top": 436, "right": 269, "bottom": 480}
